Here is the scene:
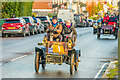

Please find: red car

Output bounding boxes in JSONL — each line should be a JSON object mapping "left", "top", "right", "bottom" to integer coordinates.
{"left": 2, "top": 18, "right": 30, "bottom": 37}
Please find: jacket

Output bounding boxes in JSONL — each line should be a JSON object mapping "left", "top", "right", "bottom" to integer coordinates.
{"left": 47, "top": 23, "right": 62, "bottom": 38}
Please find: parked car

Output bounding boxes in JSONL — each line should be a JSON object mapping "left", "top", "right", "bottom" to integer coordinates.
{"left": 2, "top": 17, "right": 30, "bottom": 37}
{"left": 58, "top": 18, "right": 64, "bottom": 25}
{"left": 83, "top": 19, "right": 89, "bottom": 27}
{"left": 23, "top": 16, "right": 38, "bottom": 35}
{"left": 36, "top": 16, "right": 51, "bottom": 31}
{"left": 36, "top": 18, "right": 45, "bottom": 33}
{"left": 32, "top": 17, "right": 45, "bottom": 33}
{"left": 97, "top": 18, "right": 103, "bottom": 27}
{"left": 88, "top": 19, "right": 93, "bottom": 27}
{"left": 93, "top": 20, "right": 98, "bottom": 34}
{"left": 74, "top": 14, "right": 84, "bottom": 27}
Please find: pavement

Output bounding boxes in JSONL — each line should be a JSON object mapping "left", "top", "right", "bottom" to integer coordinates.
{"left": 102, "top": 61, "right": 118, "bottom": 78}
{"left": 0, "top": 27, "right": 118, "bottom": 78}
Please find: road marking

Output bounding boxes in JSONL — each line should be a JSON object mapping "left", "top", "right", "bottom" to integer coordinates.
{"left": 94, "top": 63, "right": 108, "bottom": 79}
{"left": 10, "top": 55, "right": 27, "bottom": 62}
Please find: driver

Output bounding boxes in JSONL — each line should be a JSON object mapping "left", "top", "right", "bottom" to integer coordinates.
{"left": 103, "top": 13, "right": 109, "bottom": 24}
{"left": 46, "top": 16, "right": 63, "bottom": 42}
{"left": 63, "top": 19, "right": 77, "bottom": 43}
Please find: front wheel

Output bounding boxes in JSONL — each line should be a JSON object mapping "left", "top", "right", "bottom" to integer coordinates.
{"left": 35, "top": 51, "right": 40, "bottom": 72}
{"left": 70, "top": 53, "right": 75, "bottom": 75}
{"left": 115, "top": 34, "right": 118, "bottom": 39}
{"left": 42, "top": 63, "right": 46, "bottom": 69}
{"left": 97, "top": 34, "right": 100, "bottom": 39}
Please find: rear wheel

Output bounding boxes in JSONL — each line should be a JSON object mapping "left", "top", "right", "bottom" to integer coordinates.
{"left": 115, "top": 34, "right": 117, "bottom": 39}
{"left": 31, "top": 29, "right": 35, "bottom": 35}
{"left": 27, "top": 29, "right": 30, "bottom": 36}
{"left": 115, "top": 28, "right": 118, "bottom": 39}
{"left": 70, "top": 53, "right": 75, "bottom": 75}
{"left": 22, "top": 31, "right": 26, "bottom": 37}
{"left": 35, "top": 51, "right": 40, "bottom": 72}
{"left": 97, "top": 34, "right": 100, "bottom": 39}
{"left": 75, "top": 62, "right": 78, "bottom": 71}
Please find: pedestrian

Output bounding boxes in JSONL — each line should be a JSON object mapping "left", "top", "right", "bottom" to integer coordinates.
{"left": 11, "top": 13, "right": 16, "bottom": 18}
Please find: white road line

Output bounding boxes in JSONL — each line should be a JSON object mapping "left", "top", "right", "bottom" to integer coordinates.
{"left": 94, "top": 63, "right": 108, "bottom": 79}
{"left": 32, "top": 52, "right": 35, "bottom": 54}
{"left": 10, "top": 55, "right": 27, "bottom": 62}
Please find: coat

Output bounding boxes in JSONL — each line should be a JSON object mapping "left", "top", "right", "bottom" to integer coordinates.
{"left": 63, "top": 24, "right": 77, "bottom": 40}
{"left": 47, "top": 23, "right": 62, "bottom": 38}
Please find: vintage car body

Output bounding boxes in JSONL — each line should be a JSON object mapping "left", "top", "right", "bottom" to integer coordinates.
{"left": 97, "top": 22, "right": 118, "bottom": 39}
{"left": 35, "top": 36, "right": 81, "bottom": 75}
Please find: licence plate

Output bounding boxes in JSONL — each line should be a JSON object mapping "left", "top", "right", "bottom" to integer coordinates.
{"left": 8, "top": 27, "right": 16, "bottom": 29}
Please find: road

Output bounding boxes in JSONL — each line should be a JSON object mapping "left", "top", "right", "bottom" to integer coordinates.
{"left": 1, "top": 27, "right": 118, "bottom": 78}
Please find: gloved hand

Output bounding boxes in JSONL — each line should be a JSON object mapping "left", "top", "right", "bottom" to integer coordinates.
{"left": 49, "top": 29, "right": 53, "bottom": 32}
{"left": 53, "top": 29, "right": 57, "bottom": 32}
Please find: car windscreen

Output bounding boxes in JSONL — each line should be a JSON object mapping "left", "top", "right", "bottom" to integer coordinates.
{"left": 4, "top": 20, "right": 20, "bottom": 23}
{"left": 88, "top": 20, "right": 92, "bottom": 22}
{"left": 74, "top": 15, "right": 80, "bottom": 20}
{"left": 58, "top": 19, "right": 62, "bottom": 22}
{"left": 23, "top": 18, "right": 30, "bottom": 23}
{"left": 97, "top": 19, "right": 101, "bottom": 22}
{"left": 36, "top": 17, "right": 47, "bottom": 21}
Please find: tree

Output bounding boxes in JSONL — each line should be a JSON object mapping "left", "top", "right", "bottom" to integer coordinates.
{"left": 2, "top": 2, "right": 33, "bottom": 18}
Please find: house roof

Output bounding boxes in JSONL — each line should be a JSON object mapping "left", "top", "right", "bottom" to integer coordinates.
{"left": 33, "top": 2, "right": 53, "bottom": 9}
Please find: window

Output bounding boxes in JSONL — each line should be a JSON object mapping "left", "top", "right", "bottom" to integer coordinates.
{"left": 4, "top": 20, "right": 20, "bottom": 23}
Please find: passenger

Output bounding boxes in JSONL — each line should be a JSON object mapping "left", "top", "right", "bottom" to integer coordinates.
{"left": 46, "top": 16, "right": 63, "bottom": 42}
{"left": 103, "top": 13, "right": 109, "bottom": 24}
{"left": 63, "top": 19, "right": 77, "bottom": 43}
{"left": 109, "top": 15, "right": 117, "bottom": 23}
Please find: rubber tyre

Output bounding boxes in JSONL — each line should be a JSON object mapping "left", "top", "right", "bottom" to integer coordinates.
{"left": 31, "top": 29, "right": 35, "bottom": 35}
{"left": 42, "top": 63, "right": 46, "bottom": 69}
{"left": 27, "top": 30, "right": 30, "bottom": 36}
{"left": 97, "top": 34, "right": 100, "bottom": 39}
{"left": 22, "top": 32, "right": 26, "bottom": 37}
{"left": 115, "top": 34, "right": 117, "bottom": 39}
{"left": 70, "top": 53, "right": 74, "bottom": 75}
{"left": 35, "top": 51, "right": 40, "bottom": 72}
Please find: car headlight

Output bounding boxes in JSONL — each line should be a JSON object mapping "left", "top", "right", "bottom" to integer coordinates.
{"left": 42, "top": 37, "right": 47, "bottom": 46}
{"left": 67, "top": 40, "right": 72, "bottom": 48}
{"left": 114, "top": 23, "right": 116, "bottom": 27}
{"left": 2, "top": 27, "right": 5, "bottom": 30}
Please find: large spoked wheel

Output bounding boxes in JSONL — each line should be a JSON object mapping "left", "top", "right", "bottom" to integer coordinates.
{"left": 70, "top": 53, "right": 75, "bottom": 75}
{"left": 115, "top": 34, "right": 118, "bottom": 39}
{"left": 35, "top": 51, "right": 40, "bottom": 72}
{"left": 75, "top": 61, "right": 78, "bottom": 71}
{"left": 97, "top": 34, "right": 100, "bottom": 39}
{"left": 115, "top": 29, "right": 118, "bottom": 39}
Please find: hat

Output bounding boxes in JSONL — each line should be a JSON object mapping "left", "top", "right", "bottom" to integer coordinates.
{"left": 52, "top": 16, "right": 57, "bottom": 20}
{"left": 13, "top": 13, "right": 15, "bottom": 15}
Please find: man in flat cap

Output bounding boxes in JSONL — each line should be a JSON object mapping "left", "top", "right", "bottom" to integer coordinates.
{"left": 46, "top": 16, "right": 63, "bottom": 42}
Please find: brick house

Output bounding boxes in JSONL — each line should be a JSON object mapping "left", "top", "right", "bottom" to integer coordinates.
{"left": 32, "top": 0, "right": 53, "bottom": 16}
